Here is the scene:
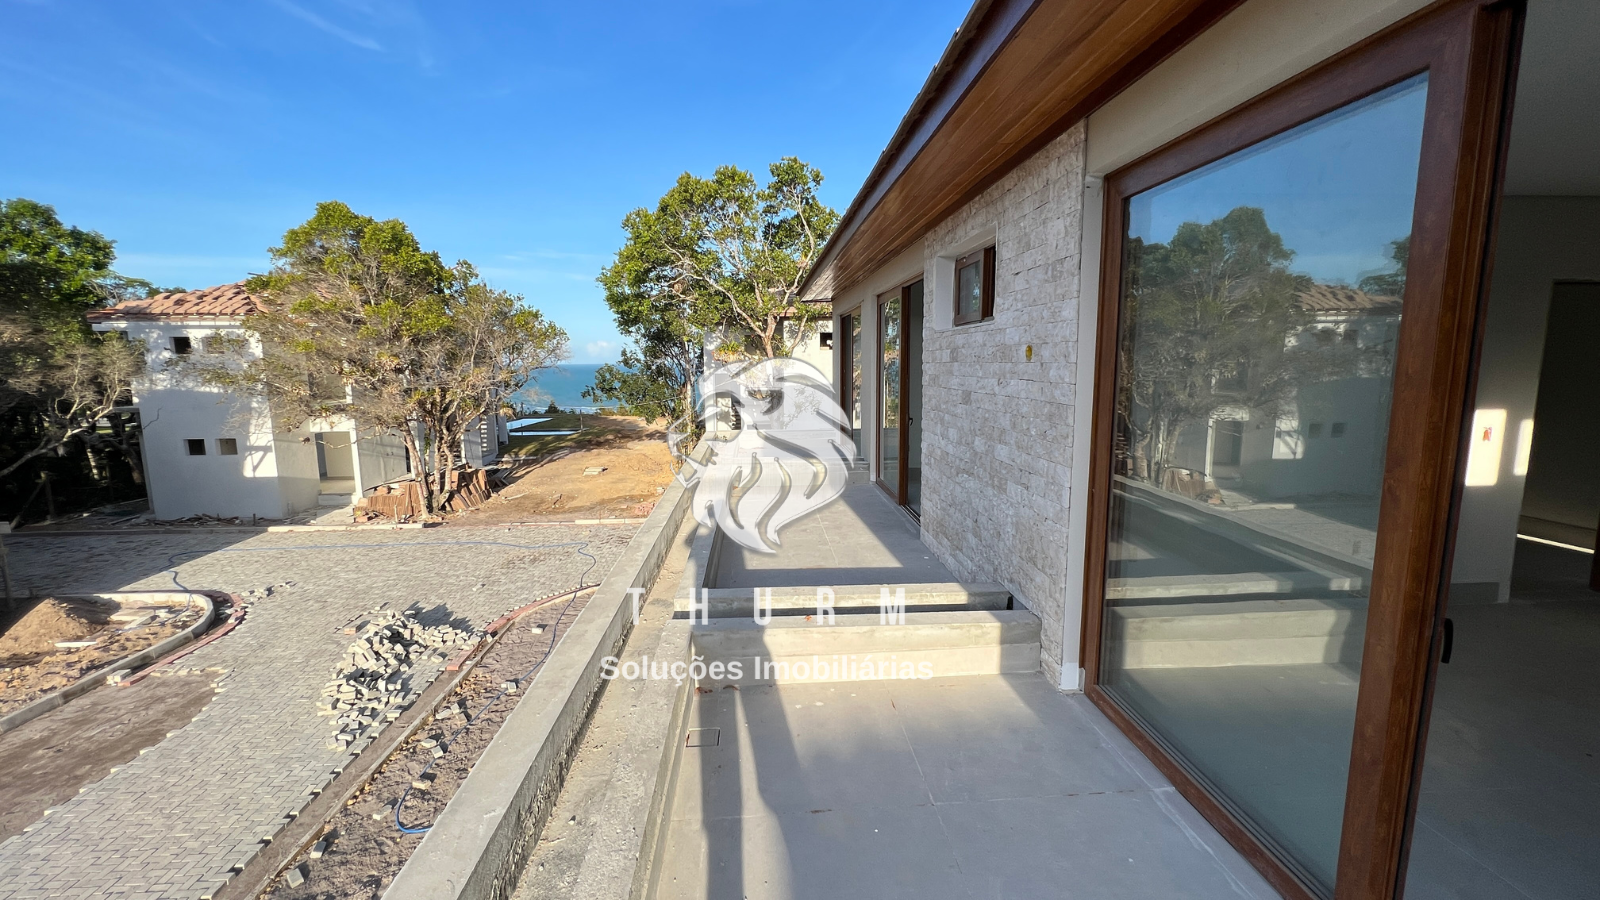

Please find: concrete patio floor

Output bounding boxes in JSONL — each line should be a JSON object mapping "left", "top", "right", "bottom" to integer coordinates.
{"left": 711, "top": 484, "right": 955, "bottom": 589}
{"left": 654, "top": 673, "right": 1281, "bottom": 900}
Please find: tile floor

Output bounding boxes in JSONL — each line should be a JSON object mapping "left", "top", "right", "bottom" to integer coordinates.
{"left": 654, "top": 674, "right": 1281, "bottom": 900}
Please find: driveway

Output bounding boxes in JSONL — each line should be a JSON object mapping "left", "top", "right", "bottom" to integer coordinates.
{"left": 0, "top": 525, "right": 637, "bottom": 900}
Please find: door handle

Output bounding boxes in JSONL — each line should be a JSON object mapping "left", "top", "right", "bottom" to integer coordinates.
{"left": 1440, "top": 617, "right": 1454, "bottom": 664}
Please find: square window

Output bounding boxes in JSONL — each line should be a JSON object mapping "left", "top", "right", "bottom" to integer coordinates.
{"left": 1308, "top": 423, "right": 1324, "bottom": 438}
{"left": 185, "top": 438, "right": 206, "bottom": 456}
{"left": 171, "top": 336, "right": 192, "bottom": 355}
{"left": 217, "top": 438, "right": 239, "bottom": 455}
{"left": 952, "top": 246, "right": 995, "bottom": 326}
{"left": 1331, "top": 422, "right": 1347, "bottom": 438}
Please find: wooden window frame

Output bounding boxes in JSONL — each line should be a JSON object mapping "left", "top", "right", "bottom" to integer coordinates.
{"left": 1078, "top": 3, "right": 1520, "bottom": 899}
{"left": 952, "top": 246, "right": 996, "bottom": 326}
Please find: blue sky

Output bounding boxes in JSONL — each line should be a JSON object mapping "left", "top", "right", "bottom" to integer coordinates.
{"left": 1129, "top": 75, "right": 1429, "bottom": 287}
{"left": 1, "top": 0, "right": 971, "bottom": 362}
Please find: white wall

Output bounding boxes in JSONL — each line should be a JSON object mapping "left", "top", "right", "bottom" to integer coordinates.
{"left": 93, "top": 319, "right": 293, "bottom": 519}
{"left": 1450, "top": 197, "right": 1600, "bottom": 598}
{"left": 355, "top": 428, "right": 410, "bottom": 493}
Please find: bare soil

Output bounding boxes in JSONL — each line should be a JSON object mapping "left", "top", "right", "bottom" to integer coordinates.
{"left": 0, "top": 596, "right": 204, "bottom": 716}
{"left": 259, "top": 591, "right": 593, "bottom": 900}
{"left": 458, "top": 414, "right": 675, "bottom": 525}
{"left": 0, "top": 670, "right": 219, "bottom": 841}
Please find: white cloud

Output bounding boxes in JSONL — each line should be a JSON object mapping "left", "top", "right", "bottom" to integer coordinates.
{"left": 270, "top": 0, "right": 383, "bottom": 51}
{"left": 584, "top": 340, "right": 616, "bottom": 359}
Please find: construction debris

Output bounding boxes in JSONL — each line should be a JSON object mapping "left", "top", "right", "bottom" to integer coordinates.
{"left": 442, "top": 468, "right": 493, "bottom": 512}
{"left": 318, "top": 609, "right": 480, "bottom": 750}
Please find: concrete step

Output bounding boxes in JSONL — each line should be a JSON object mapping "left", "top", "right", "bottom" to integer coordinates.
{"left": 1104, "top": 597, "right": 1366, "bottom": 669}
{"left": 675, "top": 582, "right": 1011, "bottom": 618}
{"left": 318, "top": 493, "right": 354, "bottom": 507}
{"left": 690, "top": 609, "right": 1041, "bottom": 685}
{"left": 846, "top": 459, "right": 871, "bottom": 485}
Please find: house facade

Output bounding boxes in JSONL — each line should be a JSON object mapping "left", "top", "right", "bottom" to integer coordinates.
{"left": 86, "top": 283, "right": 503, "bottom": 521}
{"left": 809, "top": 0, "right": 1599, "bottom": 897}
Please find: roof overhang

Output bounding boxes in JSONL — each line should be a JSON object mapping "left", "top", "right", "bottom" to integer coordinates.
{"left": 803, "top": 0, "right": 1245, "bottom": 298}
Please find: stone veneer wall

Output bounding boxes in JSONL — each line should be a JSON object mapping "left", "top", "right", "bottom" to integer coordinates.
{"left": 917, "top": 123, "right": 1086, "bottom": 685}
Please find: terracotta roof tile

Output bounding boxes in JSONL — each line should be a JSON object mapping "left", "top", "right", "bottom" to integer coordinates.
{"left": 86, "top": 282, "right": 264, "bottom": 321}
{"left": 1297, "top": 283, "right": 1402, "bottom": 313}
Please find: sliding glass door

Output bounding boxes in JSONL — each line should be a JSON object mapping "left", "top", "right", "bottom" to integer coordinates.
{"left": 1099, "top": 74, "right": 1427, "bottom": 892}
{"left": 840, "top": 311, "right": 864, "bottom": 459}
{"left": 877, "top": 281, "right": 923, "bottom": 511}
{"left": 1083, "top": 3, "right": 1520, "bottom": 898}
{"left": 878, "top": 290, "right": 901, "bottom": 496}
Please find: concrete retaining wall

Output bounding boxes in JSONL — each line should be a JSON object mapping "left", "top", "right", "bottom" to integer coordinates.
{"left": 382, "top": 470, "right": 694, "bottom": 900}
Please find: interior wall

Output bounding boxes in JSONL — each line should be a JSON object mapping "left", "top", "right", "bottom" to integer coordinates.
{"left": 1520, "top": 283, "right": 1600, "bottom": 534}
{"left": 1451, "top": 197, "right": 1600, "bottom": 598}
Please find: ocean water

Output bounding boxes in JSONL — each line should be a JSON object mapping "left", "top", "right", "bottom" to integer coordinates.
{"left": 513, "top": 364, "right": 605, "bottom": 412}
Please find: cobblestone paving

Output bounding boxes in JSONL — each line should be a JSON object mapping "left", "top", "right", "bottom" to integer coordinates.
{"left": 0, "top": 525, "right": 638, "bottom": 900}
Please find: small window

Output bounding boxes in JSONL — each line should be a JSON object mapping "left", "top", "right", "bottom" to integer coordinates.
{"left": 1308, "top": 423, "right": 1324, "bottom": 438}
{"left": 953, "top": 246, "right": 995, "bottom": 326}
{"left": 1331, "top": 422, "right": 1347, "bottom": 438}
{"left": 171, "top": 336, "right": 192, "bottom": 355}
{"left": 217, "top": 438, "right": 239, "bottom": 455}
{"left": 185, "top": 439, "right": 206, "bottom": 456}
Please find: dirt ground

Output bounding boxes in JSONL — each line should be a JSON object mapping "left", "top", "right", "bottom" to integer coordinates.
{"left": 457, "top": 414, "right": 676, "bottom": 525}
{"left": 0, "top": 670, "right": 219, "bottom": 841}
{"left": 0, "top": 596, "right": 204, "bottom": 716}
{"left": 259, "top": 591, "right": 593, "bottom": 900}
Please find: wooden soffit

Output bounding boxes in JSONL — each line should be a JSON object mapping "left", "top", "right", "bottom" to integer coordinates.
{"left": 806, "top": 0, "right": 1244, "bottom": 298}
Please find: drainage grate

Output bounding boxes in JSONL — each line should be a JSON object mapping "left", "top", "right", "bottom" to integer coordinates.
{"left": 685, "top": 728, "right": 720, "bottom": 748}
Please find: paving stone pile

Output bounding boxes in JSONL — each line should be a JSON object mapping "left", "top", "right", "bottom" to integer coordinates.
{"left": 318, "top": 609, "right": 482, "bottom": 749}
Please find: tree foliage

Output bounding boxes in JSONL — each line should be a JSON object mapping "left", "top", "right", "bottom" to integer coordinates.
{"left": 0, "top": 199, "right": 153, "bottom": 486}
{"left": 1118, "top": 206, "right": 1318, "bottom": 477}
{"left": 192, "top": 201, "right": 568, "bottom": 513}
{"left": 587, "top": 157, "right": 839, "bottom": 424}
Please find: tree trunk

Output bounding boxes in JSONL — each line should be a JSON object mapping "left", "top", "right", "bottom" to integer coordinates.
{"left": 400, "top": 426, "right": 434, "bottom": 514}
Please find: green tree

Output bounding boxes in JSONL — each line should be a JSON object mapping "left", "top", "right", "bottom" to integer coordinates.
{"left": 1358, "top": 235, "right": 1410, "bottom": 297}
{"left": 192, "top": 202, "right": 567, "bottom": 513}
{"left": 587, "top": 157, "right": 839, "bottom": 424}
{"left": 1119, "top": 206, "right": 1314, "bottom": 479}
{"left": 0, "top": 199, "right": 151, "bottom": 484}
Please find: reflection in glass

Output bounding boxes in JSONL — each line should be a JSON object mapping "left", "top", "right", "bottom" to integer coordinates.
{"left": 905, "top": 281, "right": 924, "bottom": 514}
{"left": 957, "top": 258, "right": 982, "bottom": 320}
{"left": 879, "top": 292, "right": 901, "bottom": 493}
{"left": 849, "top": 313, "right": 863, "bottom": 456}
{"left": 1099, "top": 75, "right": 1427, "bottom": 892}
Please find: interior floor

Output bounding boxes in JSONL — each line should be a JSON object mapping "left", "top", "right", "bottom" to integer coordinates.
{"left": 1404, "top": 540, "right": 1599, "bottom": 900}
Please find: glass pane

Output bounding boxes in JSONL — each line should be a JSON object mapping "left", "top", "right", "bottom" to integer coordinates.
{"left": 880, "top": 292, "right": 901, "bottom": 494}
{"left": 957, "top": 260, "right": 981, "bottom": 320}
{"left": 1099, "top": 74, "right": 1427, "bottom": 892}
{"left": 850, "top": 313, "right": 863, "bottom": 456}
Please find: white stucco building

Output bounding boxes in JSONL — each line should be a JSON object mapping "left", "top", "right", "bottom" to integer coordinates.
{"left": 87, "top": 283, "right": 502, "bottom": 521}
